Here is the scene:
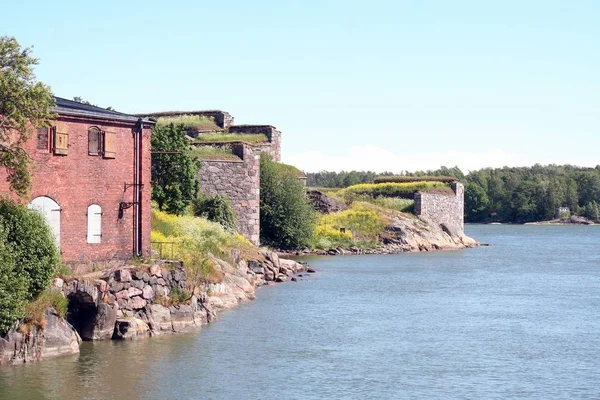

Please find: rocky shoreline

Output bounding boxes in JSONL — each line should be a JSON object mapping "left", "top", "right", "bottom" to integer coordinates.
{"left": 282, "top": 212, "right": 480, "bottom": 257}
{"left": 0, "top": 249, "right": 310, "bottom": 365}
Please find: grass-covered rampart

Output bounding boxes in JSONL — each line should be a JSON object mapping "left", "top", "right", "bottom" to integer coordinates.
{"left": 156, "top": 115, "right": 219, "bottom": 131}
{"left": 195, "top": 133, "right": 268, "bottom": 145}
{"left": 340, "top": 181, "right": 452, "bottom": 199}
{"left": 373, "top": 176, "right": 458, "bottom": 184}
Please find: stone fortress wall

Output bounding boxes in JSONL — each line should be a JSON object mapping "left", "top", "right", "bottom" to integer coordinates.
{"left": 140, "top": 110, "right": 282, "bottom": 245}
{"left": 414, "top": 182, "right": 465, "bottom": 234}
{"left": 198, "top": 144, "right": 261, "bottom": 245}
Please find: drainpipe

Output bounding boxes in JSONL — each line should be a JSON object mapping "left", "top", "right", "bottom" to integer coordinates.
{"left": 133, "top": 119, "right": 143, "bottom": 257}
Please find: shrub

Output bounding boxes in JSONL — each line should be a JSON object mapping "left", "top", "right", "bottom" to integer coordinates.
{"left": 374, "top": 176, "right": 458, "bottom": 184}
{"left": 192, "top": 194, "right": 237, "bottom": 232}
{"left": 0, "top": 198, "right": 59, "bottom": 297}
{"left": 260, "top": 154, "right": 316, "bottom": 249}
{"left": 0, "top": 227, "right": 28, "bottom": 333}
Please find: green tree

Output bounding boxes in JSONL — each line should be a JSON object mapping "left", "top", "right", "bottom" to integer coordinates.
{"left": 151, "top": 123, "right": 200, "bottom": 214}
{"left": 464, "top": 183, "right": 490, "bottom": 222}
{"left": 582, "top": 201, "right": 599, "bottom": 221}
{"left": 0, "top": 198, "right": 60, "bottom": 296}
{"left": 0, "top": 36, "right": 56, "bottom": 195}
{"left": 260, "top": 154, "right": 316, "bottom": 249}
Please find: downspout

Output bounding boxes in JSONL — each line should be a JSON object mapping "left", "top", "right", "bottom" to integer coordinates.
{"left": 133, "top": 119, "right": 143, "bottom": 257}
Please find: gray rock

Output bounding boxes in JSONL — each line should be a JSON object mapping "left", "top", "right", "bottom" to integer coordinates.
{"left": 142, "top": 285, "right": 155, "bottom": 299}
{"left": 169, "top": 305, "right": 199, "bottom": 333}
{"left": 0, "top": 308, "right": 81, "bottom": 365}
{"left": 115, "top": 269, "right": 132, "bottom": 282}
{"left": 86, "top": 303, "right": 117, "bottom": 341}
{"left": 145, "top": 304, "right": 173, "bottom": 334}
{"left": 111, "top": 282, "right": 124, "bottom": 293}
{"left": 142, "top": 272, "right": 150, "bottom": 283}
{"left": 248, "top": 260, "right": 264, "bottom": 274}
{"left": 127, "top": 287, "right": 143, "bottom": 297}
{"left": 132, "top": 279, "right": 145, "bottom": 290}
{"left": 113, "top": 318, "right": 150, "bottom": 340}
{"left": 129, "top": 296, "right": 147, "bottom": 310}
{"left": 150, "top": 264, "right": 162, "bottom": 277}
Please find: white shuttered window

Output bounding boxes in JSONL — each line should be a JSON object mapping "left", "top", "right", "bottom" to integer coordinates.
{"left": 87, "top": 204, "right": 102, "bottom": 244}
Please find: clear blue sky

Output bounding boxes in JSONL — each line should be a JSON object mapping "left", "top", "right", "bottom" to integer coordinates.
{"left": 3, "top": 0, "right": 599, "bottom": 172}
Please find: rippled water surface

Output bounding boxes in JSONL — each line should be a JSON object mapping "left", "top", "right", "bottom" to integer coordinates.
{"left": 1, "top": 225, "right": 600, "bottom": 399}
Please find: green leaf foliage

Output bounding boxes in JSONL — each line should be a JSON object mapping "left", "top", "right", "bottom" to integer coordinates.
{"left": 0, "top": 226, "right": 28, "bottom": 333}
{"left": 151, "top": 123, "right": 200, "bottom": 215}
{"left": 0, "top": 36, "right": 56, "bottom": 196}
{"left": 192, "top": 194, "right": 237, "bottom": 232}
{"left": 260, "top": 154, "right": 316, "bottom": 249}
{"left": 0, "top": 198, "right": 60, "bottom": 297}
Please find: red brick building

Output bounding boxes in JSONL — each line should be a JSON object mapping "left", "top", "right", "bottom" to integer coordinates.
{"left": 0, "top": 97, "right": 155, "bottom": 264}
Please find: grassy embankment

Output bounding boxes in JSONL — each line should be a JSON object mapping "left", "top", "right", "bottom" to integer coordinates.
{"left": 151, "top": 209, "right": 259, "bottom": 283}
{"left": 311, "top": 181, "right": 451, "bottom": 249}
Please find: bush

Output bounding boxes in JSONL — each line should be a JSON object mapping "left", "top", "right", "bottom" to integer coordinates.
{"left": 260, "top": 154, "right": 316, "bottom": 249}
{"left": 0, "top": 227, "right": 28, "bottom": 333}
{"left": 0, "top": 198, "right": 59, "bottom": 297}
{"left": 374, "top": 176, "right": 458, "bottom": 184}
{"left": 192, "top": 194, "right": 237, "bottom": 232}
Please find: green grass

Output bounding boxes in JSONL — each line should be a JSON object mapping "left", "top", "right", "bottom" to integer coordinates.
{"left": 156, "top": 115, "right": 219, "bottom": 131}
{"left": 312, "top": 202, "right": 390, "bottom": 249}
{"left": 191, "top": 145, "right": 240, "bottom": 161}
{"left": 195, "top": 133, "right": 268, "bottom": 144}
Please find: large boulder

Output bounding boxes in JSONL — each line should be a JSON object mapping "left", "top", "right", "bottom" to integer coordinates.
{"left": 81, "top": 303, "right": 117, "bottom": 341}
{"left": 113, "top": 318, "right": 150, "bottom": 340}
{"left": 0, "top": 308, "right": 81, "bottom": 365}
{"left": 169, "top": 305, "right": 198, "bottom": 333}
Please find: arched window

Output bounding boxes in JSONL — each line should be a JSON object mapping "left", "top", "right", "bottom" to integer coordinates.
{"left": 28, "top": 196, "right": 61, "bottom": 248}
{"left": 87, "top": 204, "right": 102, "bottom": 244}
{"left": 88, "top": 126, "right": 101, "bottom": 155}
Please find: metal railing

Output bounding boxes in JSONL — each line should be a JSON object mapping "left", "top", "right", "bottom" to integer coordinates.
{"left": 151, "top": 241, "right": 176, "bottom": 259}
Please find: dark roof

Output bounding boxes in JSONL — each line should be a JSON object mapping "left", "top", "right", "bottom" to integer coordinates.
{"left": 53, "top": 97, "right": 155, "bottom": 124}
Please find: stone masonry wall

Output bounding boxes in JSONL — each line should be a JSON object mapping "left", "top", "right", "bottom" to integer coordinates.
{"left": 198, "top": 144, "right": 260, "bottom": 245}
{"left": 228, "top": 125, "right": 281, "bottom": 162}
{"left": 414, "top": 182, "right": 464, "bottom": 233}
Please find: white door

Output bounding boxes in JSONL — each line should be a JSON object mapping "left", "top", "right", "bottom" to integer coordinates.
{"left": 28, "top": 196, "right": 61, "bottom": 248}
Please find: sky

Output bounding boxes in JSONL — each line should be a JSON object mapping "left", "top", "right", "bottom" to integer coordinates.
{"left": 3, "top": 0, "right": 599, "bottom": 173}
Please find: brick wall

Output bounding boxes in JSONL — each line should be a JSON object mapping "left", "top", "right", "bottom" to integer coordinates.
{"left": 198, "top": 143, "right": 260, "bottom": 245}
{"left": 0, "top": 117, "right": 152, "bottom": 264}
{"left": 414, "top": 182, "right": 464, "bottom": 233}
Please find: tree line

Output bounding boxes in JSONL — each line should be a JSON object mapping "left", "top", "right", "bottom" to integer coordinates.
{"left": 306, "top": 164, "right": 600, "bottom": 223}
